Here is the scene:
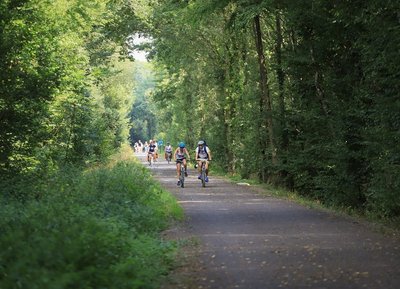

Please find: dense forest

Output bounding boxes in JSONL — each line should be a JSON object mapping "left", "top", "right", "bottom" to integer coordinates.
{"left": 2, "top": 0, "right": 399, "bottom": 218}
{"left": 143, "top": 0, "right": 399, "bottom": 219}
{"left": 0, "top": 0, "right": 399, "bottom": 287}
{"left": 1, "top": 0, "right": 140, "bottom": 180}
{"left": 0, "top": 1, "right": 182, "bottom": 288}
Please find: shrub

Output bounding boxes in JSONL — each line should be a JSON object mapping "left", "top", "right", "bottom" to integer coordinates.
{"left": 0, "top": 160, "right": 182, "bottom": 289}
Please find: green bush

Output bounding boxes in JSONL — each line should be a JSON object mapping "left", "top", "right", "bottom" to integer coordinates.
{"left": 367, "top": 163, "right": 400, "bottom": 218}
{"left": 0, "top": 160, "right": 182, "bottom": 289}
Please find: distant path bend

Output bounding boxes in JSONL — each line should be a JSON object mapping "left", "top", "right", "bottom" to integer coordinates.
{"left": 137, "top": 153, "right": 400, "bottom": 289}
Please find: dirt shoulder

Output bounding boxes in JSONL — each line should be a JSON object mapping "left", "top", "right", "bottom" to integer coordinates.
{"left": 140, "top": 154, "right": 400, "bottom": 289}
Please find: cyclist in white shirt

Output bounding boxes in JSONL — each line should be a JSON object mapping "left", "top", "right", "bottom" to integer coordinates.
{"left": 165, "top": 142, "right": 173, "bottom": 161}
{"left": 195, "top": 140, "right": 212, "bottom": 182}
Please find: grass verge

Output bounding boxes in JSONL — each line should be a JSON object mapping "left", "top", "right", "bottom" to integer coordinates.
{"left": 0, "top": 146, "right": 183, "bottom": 289}
{"left": 222, "top": 173, "right": 400, "bottom": 236}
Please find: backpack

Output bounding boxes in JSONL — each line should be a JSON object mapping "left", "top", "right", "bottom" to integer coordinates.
{"left": 198, "top": 140, "right": 209, "bottom": 159}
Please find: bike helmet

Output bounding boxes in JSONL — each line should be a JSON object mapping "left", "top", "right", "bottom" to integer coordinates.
{"left": 179, "top": 142, "right": 185, "bottom": 148}
{"left": 198, "top": 140, "right": 205, "bottom": 146}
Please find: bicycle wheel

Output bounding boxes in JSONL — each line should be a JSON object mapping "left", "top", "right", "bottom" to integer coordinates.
{"left": 201, "top": 165, "right": 206, "bottom": 187}
{"left": 180, "top": 164, "right": 185, "bottom": 188}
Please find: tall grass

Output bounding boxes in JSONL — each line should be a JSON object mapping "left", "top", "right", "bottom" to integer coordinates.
{"left": 0, "top": 149, "right": 183, "bottom": 289}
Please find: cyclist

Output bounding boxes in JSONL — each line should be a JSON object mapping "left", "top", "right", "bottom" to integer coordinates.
{"left": 165, "top": 142, "right": 173, "bottom": 162}
{"left": 147, "top": 140, "right": 157, "bottom": 164}
{"left": 154, "top": 140, "right": 159, "bottom": 161}
{"left": 174, "top": 142, "right": 191, "bottom": 186}
{"left": 195, "top": 140, "right": 212, "bottom": 182}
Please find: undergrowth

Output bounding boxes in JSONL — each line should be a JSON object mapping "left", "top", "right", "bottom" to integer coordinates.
{"left": 0, "top": 147, "right": 183, "bottom": 289}
{"left": 224, "top": 173, "right": 400, "bottom": 234}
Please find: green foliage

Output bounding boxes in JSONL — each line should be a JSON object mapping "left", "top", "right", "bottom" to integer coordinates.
{"left": 129, "top": 62, "right": 157, "bottom": 143}
{"left": 0, "top": 159, "right": 182, "bottom": 289}
{"left": 0, "top": 0, "right": 64, "bottom": 175}
{"left": 0, "top": 0, "right": 140, "bottom": 179}
{"left": 145, "top": 0, "right": 400, "bottom": 219}
{"left": 357, "top": 0, "right": 400, "bottom": 218}
{"left": 73, "top": 161, "right": 180, "bottom": 231}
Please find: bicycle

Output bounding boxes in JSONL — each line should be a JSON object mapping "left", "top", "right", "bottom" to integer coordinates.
{"left": 198, "top": 159, "right": 208, "bottom": 187}
{"left": 177, "top": 159, "right": 185, "bottom": 188}
{"left": 166, "top": 151, "right": 172, "bottom": 164}
{"left": 148, "top": 153, "right": 155, "bottom": 166}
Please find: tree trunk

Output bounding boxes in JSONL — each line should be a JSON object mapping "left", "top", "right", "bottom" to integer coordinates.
{"left": 309, "top": 45, "right": 335, "bottom": 137}
{"left": 221, "top": 80, "right": 234, "bottom": 173}
{"left": 275, "top": 11, "right": 288, "bottom": 151}
{"left": 253, "top": 15, "right": 277, "bottom": 182}
{"left": 275, "top": 10, "right": 290, "bottom": 185}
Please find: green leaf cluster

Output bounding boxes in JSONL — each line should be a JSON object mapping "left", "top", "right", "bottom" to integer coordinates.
{"left": 145, "top": 0, "right": 400, "bottom": 218}
{"left": 0, "top": 0, "right": 141, "bottom": 180}
{"left": 0, "top": 157, "right": 182, "bottom": 289}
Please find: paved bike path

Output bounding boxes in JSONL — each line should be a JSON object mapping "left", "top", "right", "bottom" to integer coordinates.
{"left": 139, "top": 154, "right": 400, "bottom": 289}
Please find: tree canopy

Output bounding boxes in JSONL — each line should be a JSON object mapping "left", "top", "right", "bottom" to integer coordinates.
{"left": 0, "top": 0, "right": 140, "bottom": 180}
{"left": 1, "top": 0, "right": 399, "bottom": 218}
{"left": 145, "top": 0, "right": 400, "bottom": 218}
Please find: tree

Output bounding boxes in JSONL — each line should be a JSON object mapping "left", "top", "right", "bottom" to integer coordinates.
{"left": 0, "top": 0, "right": 142, "bottom": 182}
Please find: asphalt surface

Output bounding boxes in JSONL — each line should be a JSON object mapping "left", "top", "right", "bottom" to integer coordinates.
{"left": 137, "top": 153, "right": 400, "bottom": 289}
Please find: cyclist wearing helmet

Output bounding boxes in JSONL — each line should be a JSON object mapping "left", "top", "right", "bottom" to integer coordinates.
{"left": 195, "top": 140, "right": 212, "bottom": 182}
{"left": 164, "top": 142, "right": 173, "bottom": 161}
{"left": 174, "top": 142, "right": 191, "bottom": 186}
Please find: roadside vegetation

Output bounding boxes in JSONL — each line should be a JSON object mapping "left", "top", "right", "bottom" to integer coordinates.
{"left": 1, "top": 0, "right": 399, "bottom": 287}
{"left": 225, "top": 171, "right": 400, "bottom": 234}
{"left": 139, "top": 0, "right": 399, "bottom": 223}
{"left": 0, "top": 146, "right": 183, "bottom": 289}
